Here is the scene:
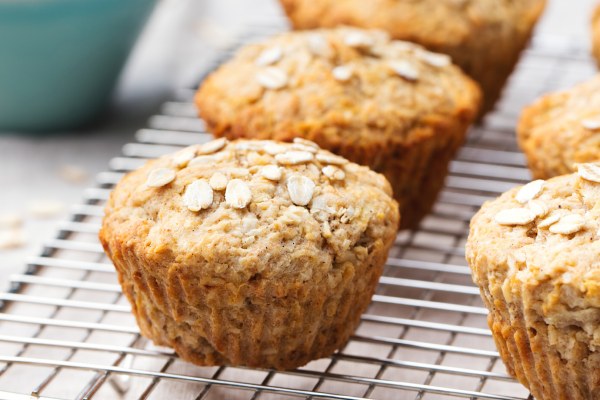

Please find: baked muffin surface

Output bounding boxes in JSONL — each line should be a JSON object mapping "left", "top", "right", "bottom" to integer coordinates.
{"left": 195, "top": 27, "right": 480, "bottom": 229}
{"left": 467, "top": 168, "right": 600, "bottom": 399}
{"left": 518, "top": 74, "right": 600, "bottom": 180}
{"left": 100, "top": 139, "right": 399, "bottom": 370}
{"left": 278, "top": 0, "right": 545, "bottom": 116}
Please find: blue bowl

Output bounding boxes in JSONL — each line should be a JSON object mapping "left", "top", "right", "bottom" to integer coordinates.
{"left": 0, "top": 0, "right": 157, "bottom": 132}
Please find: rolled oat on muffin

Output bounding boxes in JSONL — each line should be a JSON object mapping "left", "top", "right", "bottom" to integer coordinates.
{"left": 100, "top": 139, "right": 399, "bottom": 371}
{"left": 277, "top": 0, "right": 546, "bottom": 117}
{"left": 195, "top": 27, "right": 481, "bottom": 229}
{"left": 466, "top": 166, "right": 600, "bottom": 399}
{"left": 517, "top": 74, "right": 600, "bottom": 180}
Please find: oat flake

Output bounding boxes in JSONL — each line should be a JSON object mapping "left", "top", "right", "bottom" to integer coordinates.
{"left": 225, "top": 179, "right": 252, "bottom": 209}
{"left": 188, "top": 155, "right": 216, "bottom": 167}
{"left": 184, "top": 180, "right": 213, "bottom": 211}
{"left": 58, "top": 164, "right": 88, "bottom": 183}
{"left": 316, "top": 153, "right": 348, "bottom": 165}
{"left": 528, "top": 199, "right": 548, "bottom": 217}
{"left": 293, "top": 138, "right": 319, "bottom": 149}
{"left": 264, "top": 143, "right": 288, "bottom": 155}
{"left": 549, "top": 214, "right": 586, "bottom": 234}
{"left": 333, "top": 66, "right": 352, "bottom": 82}
{"left": 495, "top": 208, "right": 536, "bottom": 225}
{"left": 199, "top": 138, "right": 228, "bottom": 155}
{"left": 292, "top": 143, "right": 318, "bottom": 153}
{"left": 173, "top": 150, "right": 196, "bottom": 167}
{"left": 516, "top": 180, "right": 545, "bottom": 203}
{"left": 581, "top": 118, "right": 600, "bottom": 130}
{"left": 209, "top": 172, "right": 228, "bottom": 190}
{"left": 29, "top": 200, "right": 65, "bottom": 218}
{"left": 309, "top": 34, "right": 331, "bottom": 57}
{"left": 256, "top": 67, "right": 288, "bottom": 90}
{"left": 146, "top": 168, "right": 176, "bottom": 188}
{"left": 0, "top": 213, "right": 22, "bottom": 229}
{"left": 275, "top": 151, "right": 314, "bottom": 165}
{"left": 261, "top": 165, "right": 282, "bottom": 181}
{"left": 287, "top": 175, "right": 315, "bottom": 206}
{"left": 538, "top": 213, "right": 561, "bottom": 228}
{"left": 255, "top": 46, "right": 283, "bottom": 67}
{"left": 344, "top": 32, "right": 373, "bottom": 48}
{"left": 577, "top": 163, "right": 600, "bottom": 183}
{"left": 322, "top": 165, "right": 345, "bottom": 180}
{"left": 0, "top": 229, "right": 26, "bottom": 249}
{"left": 416, "top": 49, "right": 451, "bottom": 67}
{"left": 389, "top": 60, "right": 419, "bottom": 81}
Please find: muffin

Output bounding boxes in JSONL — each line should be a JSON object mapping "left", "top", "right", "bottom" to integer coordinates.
{"left": 278, "top": 0, "right": 546, "bottom": 117}
{"left": 592, "top": 4, "right": 600, "bottom": 67}
{"left": 195, "top": 27, "right": 481, "bottom": 229}
{"left": 517, "top": 74, "right": 600, "bottom": 180}
{"left": 99, "top": 138, "right": 399, "bottom": 370}
{"left": 466, "top": 165, "right": 600, "bottom": 399}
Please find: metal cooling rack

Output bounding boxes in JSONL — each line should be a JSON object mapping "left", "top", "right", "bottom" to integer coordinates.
{"left": 0, "top": 17, "right": 597, "bottom": 400}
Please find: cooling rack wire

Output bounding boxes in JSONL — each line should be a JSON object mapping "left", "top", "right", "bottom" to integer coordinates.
{"left": 0, "top": 16, "right": 596, "bottom": 400}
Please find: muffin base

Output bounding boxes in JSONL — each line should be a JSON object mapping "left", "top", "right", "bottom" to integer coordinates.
{"left": 103, "top": 229, "right": 393, "bottom": 370}
{"left": 483, "top": 287, "right": 600, "bottom": 400}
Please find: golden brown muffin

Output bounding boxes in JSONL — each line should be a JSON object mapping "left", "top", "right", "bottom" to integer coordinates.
{"left": 592, "top": 4, "right": 600, "bottom": 66}
{"left": 100, "top": 138, "right": 399, "bottom": 370}
{"left": 277, "top": 0, "right": 545, "bottom": 117}
{"left": 195, "top": 28, "right": 481, "bottom": 229}
{"left": 466, "top": 166, "right": 600, "bottom": 400}
{"left": 518, "top": 74, "right": 600, "bottom": 180}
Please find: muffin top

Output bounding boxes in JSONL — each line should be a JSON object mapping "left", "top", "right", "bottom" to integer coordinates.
{"left": 278, "top": 0, "right": 546, "bottom": 46}
{"left": 102, "top": 138, "right": 399, "bottom": 287}
{"left": 518, "top": 75, "right": 600, "bottom": 179}
{"left": 195, "top": 27, "right": 480, "bottom": 146}
{"left": 467, "top": 165, "right": 600, "bottom": 341}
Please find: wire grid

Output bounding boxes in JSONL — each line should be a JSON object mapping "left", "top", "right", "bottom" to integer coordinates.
{"left": 0, "top": 22, "right": 597, "bottom": 400}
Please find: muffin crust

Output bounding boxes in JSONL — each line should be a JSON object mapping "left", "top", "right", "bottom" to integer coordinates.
{"left": 278, "top": 0, "right": 545, "bottom": 117}
{"left": 100, "top": 139, "right": 399, "bottom": 370}
{"left": 195, "top": 28, "right": 480, "bottom": 229}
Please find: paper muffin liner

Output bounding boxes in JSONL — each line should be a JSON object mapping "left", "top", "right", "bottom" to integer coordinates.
{"left": 481, "top": 285, "right": 600, "bottom": 400}
{"left": 102, "top": 231, "right": 391, "bottom": 370}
